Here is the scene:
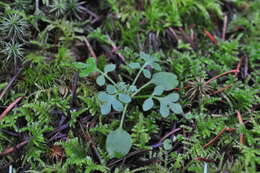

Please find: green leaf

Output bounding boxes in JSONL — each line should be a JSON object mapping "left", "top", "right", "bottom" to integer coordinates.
{"left": 151, "top": 72, "right": 178, "bottom": 91}
{"left": 98, "top": 92, "right": 110, "bottom": 102}
{"left": 151, "top": 62, "right": 161, "bottom": 71}
{"left": 106, "top": 128, "right": 132, "bottom": 158}
{"left": 104, "top": 64, "right": 116, "bottom": 73}
{"left": 140, "top": 52, "right": 155, "bottom": 64}
{"left": 143, "top": 69, "right": 151, "bottom": 79}
{"left": 106, "top": 85, "right": 116, "bottom": 94}
{"left": 78, "top": 58, "right": 97, "bottom": 77}
{"left": 73, "top": 62, "right": 87, "bottom": 69}
{"left": 165, "top": 93, "right": 179, "bottom": 102}
{"left": 86, "top": 58, "right": 97, "bottom": 69}
{"left": 129, "top": 62, "right": 141, "bottom": 69}
{"left": 111, "top": 99, "right": 124, "bottom": 112}
{"left": 169, "top": 103, "right": 183, "bottom": 114}
{"left": 79, "top": 69, "right": 90, "bottom": 77}
{"left": 160, "top": 102, "right": 170, "bottom": 117}
{"left": 153, "top": 86, "right": 164, "bottom": 96}
{"left": 143, "top": 98, "right": 154, "bottom": 111}
{"left": 101, "top": 103, "right": 111, "bottom": 115}
{"left": 118, "top": 94, "right": 131, "bottom": 104}
{"left": 96, "top": 75, "right": 105, "bottom": 86}
{"left": 0, "top": 82, "right": 7, "bottom": 90}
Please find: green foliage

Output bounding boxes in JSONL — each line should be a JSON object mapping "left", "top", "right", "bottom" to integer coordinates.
{"left": 131, "top": 113, "right": 155, "bottom": 149}
{"left": 0, "top": 41, "right": 24, "bottom": 65}
{"left": 74, "top": 52, "right": 181, "bottom": 157}
{"left": 49, "top": 0, "right": 87, "bottom": 20}
{"left": 0, "top": 12, "right": 29, "bottom": 41}
{"left": 0, "top": 0, "right": 259, "bottom": 172}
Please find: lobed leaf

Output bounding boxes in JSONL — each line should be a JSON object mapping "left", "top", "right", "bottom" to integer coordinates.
{"left": 151, "top": 72, "right": 178, "bottom": 91}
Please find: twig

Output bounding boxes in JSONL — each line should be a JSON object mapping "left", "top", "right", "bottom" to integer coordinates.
{"left": 168, "top": 27, "right": 180, "bottom": 40}
{"left": 71, "top": 72, "right": 79, "bottom": 106}
{"left": 235, "top": 58, "right": 243, "bottom": 77}
{"left": 203, "top": 127, "right": 236, "bottom": 148}
{"left": 0, "top": 68, "right": 22, "bottom": 100}
{"left": 159, "top": 128, "right": 181, "bottom": 143}
{"left": 194, "top": 157, "right": 216, "bottom": 163}
{"left": 84, "top": 38, "right": 97, "bottom": 59}
{"left": 79, "top": 122, "right": 102, "bottom": 163}
{"left": 107, "top": 36, "right": 126, "bottom": 64}
{"left": 0, "top": 140, "right": 28, "bottom": 156}
{"left": 151, "top": 128, "right": 181, "bottom": 149}
{"left": 236, "top": 110, "right": 245, "bottom": 145}
{"left": 204, "top": 30, "right": 217, "bottom": 45}
{"left": 209, "top": 84, "right": 232, "bottom": 95}
{"left": 107, "top": 150, "right": 149, "bottom": 167}
{"left": 83, "top": 7, "right": 100, "bottom": 24}
{"left": 0, "top": 96, "right": 23, "bottom": 121}
{"left": 222, "top": 15, "right": 228, "bottom": 40}
{"left": 242, "top": 55, "right": 249, "bottom": 79}
{"left": 179, "top": 28, "right": 194, "bottom": 48}
{"left": 204, "top": 70, "right": 239, "bottom": 85}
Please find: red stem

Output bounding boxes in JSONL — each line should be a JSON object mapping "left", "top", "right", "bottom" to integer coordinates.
{"left": 204, "top": 30, "right": 217, "bottom": 45}
{"left": 236, "top": 110, "right": 245, "bottom": 144}
{"left": 205, "top": 70, "right": 239, "bottom": 85}
{"left": 0, "top": 96, "right": 23, "bottom": 121}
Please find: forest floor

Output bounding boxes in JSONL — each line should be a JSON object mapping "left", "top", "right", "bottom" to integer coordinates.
{"left": 0, "top": 0, "right": 259, "bottom": 173}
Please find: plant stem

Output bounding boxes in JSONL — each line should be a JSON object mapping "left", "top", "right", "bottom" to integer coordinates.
{"left": 119, "top": 64, "right": 150, "bottom": 129}
{"left": 131, "top": 63, "right": 147, "bottom": 87}
{"left": 131, "top": 81, "right": 152, "bottom": 97}
{"left": 98, "top": 69, "right": 117, "bottom": 86}
{"left": 119, "top": 104, "right": 128, "bottom": 129}
{"left": 133, "top": 95, "right": 151, "bottom": 99}
{"left": 204, "top": 69, "right": 239, "bottom": 85}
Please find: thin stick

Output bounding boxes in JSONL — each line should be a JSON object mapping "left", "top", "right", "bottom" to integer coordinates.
{"left": 235, "top": 58, "right": 243, "bottom": 77}
{"left": 204, "top": 30, "right": 217, "bottom": 45}
{"left": 222, "top": 15, "right": 228, "bottom": 40}
{"left": 0, "top": 96, "right": 23, "bottom": 121}
{"left": 151, "top": 128, "right": 181, "bottom": 149}
{"left": 203, "top": 127, "right": 236, "bottom": 148}
{"left": 204, "top": 70, "right": 239, "bottom": 85}
{"left": 79, "top": 122, "right": 102, "bottom": 163}
{"left": 107, "top": 36, "right": 126, "bottom": 63}
{"left": 0, "top": 68, "right": 22, "bottom": 100}
{"left": 107, "top": 149, "right": 149, "bottom": 167}
{"left": 159, "top": 128, "right": 181, "bottom": 143}
{"left": 210, "top": 84, "right": 232, "bottom": 95}
{"left": 194, "top": 157, "right": 216, "bottom": 163}
{"left": 236, "top": 110, "right": 245, "bottom": 144}
{"left": 179, "top": 28, "right": 193, "bottom": 46}
{"left": 0, "top": 140, "right": 28, "bottom": 156}
{"left": 168, "top": 27, "right": 180, "bottom": 40}
{"left": 71, "top": 72, "right": 79, "bottom": 105}
{"left": 84, "top": 38, "right": 97, "bottom": 59}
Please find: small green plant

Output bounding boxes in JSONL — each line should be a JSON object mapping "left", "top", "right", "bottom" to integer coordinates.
{"left": 49, "top": 0, "right": 87, "bottom": 20}
{"left": 0, "top": 41, "right": 24, "bottom": 65}
{"left": 0, "top": 12, "right": 29, "bottom": 41}
{"left": 49, "top": 0, "right": 67, "bottom": 18}
{"left": 74, "top": 52, "right": 182, "bottom": 157}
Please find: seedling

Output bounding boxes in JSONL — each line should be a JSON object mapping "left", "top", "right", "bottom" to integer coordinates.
{"left": 74, "top": 52, "right": 182, "bottom": 157}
